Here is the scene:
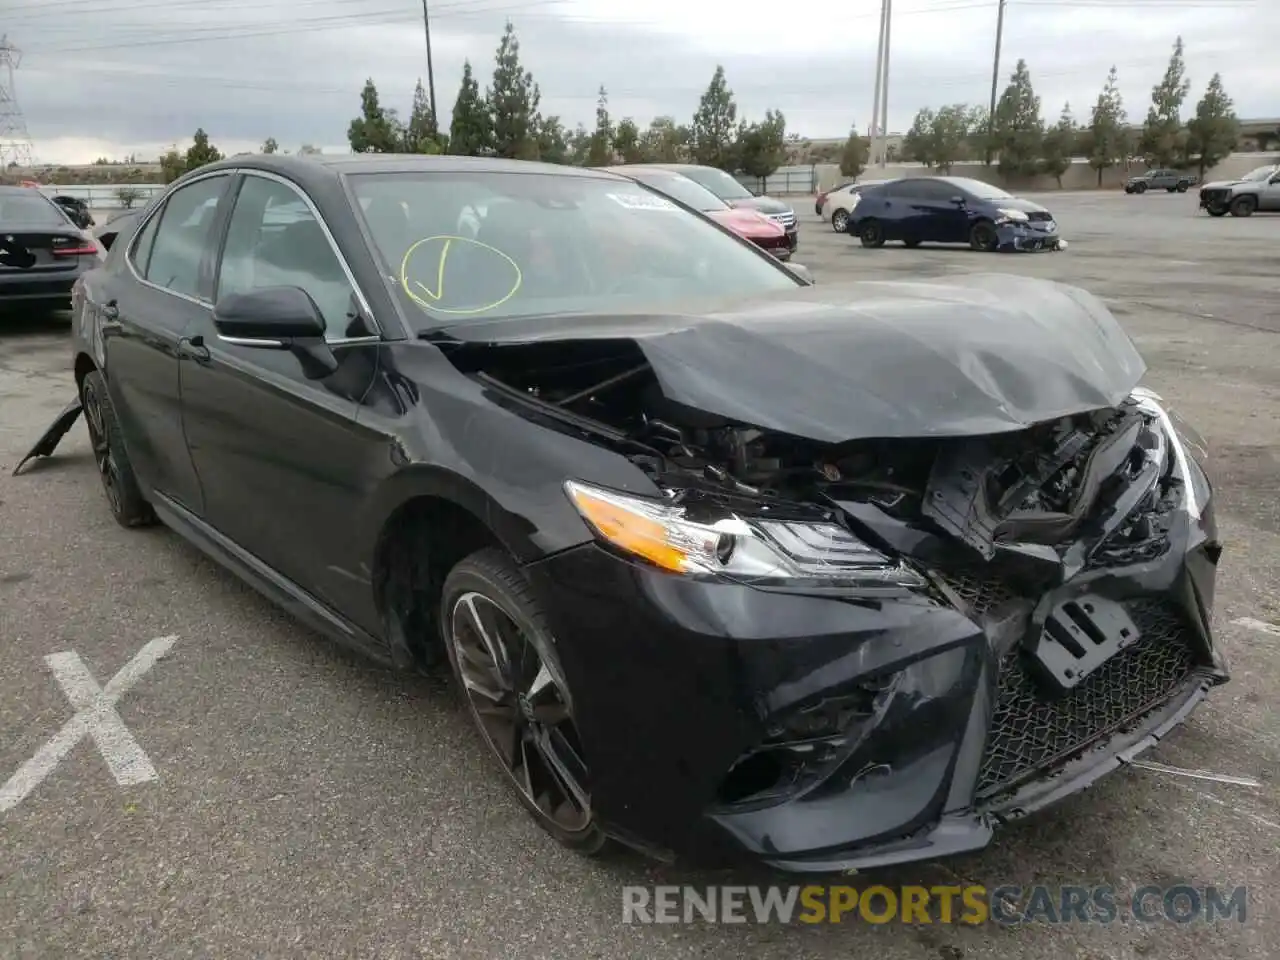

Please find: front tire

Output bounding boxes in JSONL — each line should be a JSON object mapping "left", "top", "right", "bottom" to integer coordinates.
{"left": 80, "top": 370, "right": 156, "bottom": 528}
{"left": 969, "top": 220, "right": 999, "bottom": 252}
{"left": 1229, "top": 195, "right": 1257, "bottom": 217}
{"left": 441, "top": 548, "right": 609, "bottom": 856}
{"left": 1133, "top": 182, "right": 1148, "bottom": 194}
{"left": 1206, "top": 205, "right": 1227, "bottom": 217}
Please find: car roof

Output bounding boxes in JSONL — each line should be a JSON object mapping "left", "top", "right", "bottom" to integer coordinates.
{"left": 600, "top": 165, "right": 686, "bottom": 179}
{"left": 188, "top": 153, "right": 629, "bottom": 189}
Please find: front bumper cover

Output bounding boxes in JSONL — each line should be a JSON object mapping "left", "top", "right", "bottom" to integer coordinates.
{"left": 995, "top": 222, "right": 1062, "bottom": 252}
{"left": 522, "top": 463, "right": 1225, "bottom": 874}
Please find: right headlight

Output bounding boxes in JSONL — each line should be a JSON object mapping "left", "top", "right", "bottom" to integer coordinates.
{"left": 995, "top": 207, "right": 1029, "bottom": 223}
{"left": 564, "top": 480, "right": 925, "bottom": 588}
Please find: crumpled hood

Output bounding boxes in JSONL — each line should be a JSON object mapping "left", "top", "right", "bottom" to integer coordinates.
{"left": 727, "top": 195, "right": 794, "bottom": 216}
{"left": 435, "top": 273, "right": 1146, "bottom": 443}
{"left": 1199, "top": 179, "right": 1244, "bottom": 190}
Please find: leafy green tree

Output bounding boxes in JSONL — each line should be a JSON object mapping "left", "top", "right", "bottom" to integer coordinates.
{"left": 448, "top": 60, "right": 491, "bottom": 156}
{"left": 992, "top": 59, "right": 1044, "bottom": 180}
{"left": 186, "top": 128, "right": 223, "bottom": 169}
{"left": 736, "top": 110, "right": 787, "bottom": 181}
{"left": 261, "top": 137, "right": 278, "bottom": 154}
{"left": 1185, "top": 73, "right": 1238, "bottom": 178}
{"left": 487, "top": 22, "right": 541, "bottom": 160}
{"left": 838, "top": 125, "right": 868, "bottom": 178}
{"left": 348, "top": 79, "right": 402, "bottom": 153}
{"left": 613, "top": 118, "right": 642, "bottom": 163}
{"left": 1086, "top": 65, "right": 1128, "bottom": 186}
{"left": 535, "top": 115, "right": 570, "bottom": 164}
{"left": 404, "top": 78, "right": 442, "bottom": 152}
{"left": 640, "top": 116, "right": 689, "bottom": 162}
{"left": 928, "top": 104, "right": 973, "bottom": 172}
{"left": 1040, "top": 102, "right": 1076, "bottom": 187}
{"left": 566, "top": 124, "right": 592, "bottom": 165}
{"left": 587, "top": 86, "right": 614, "bottom": 166}
{"left": 1140, "top": 36, "right": 1191, "bottom": 167}
{"left": 902, "top": 108, "right": 936, "bottom": 166}
{"left": 159, "top": 148, "right": 185, "bottom": 183}
{"left": 691, "top": 65, "right": 738, "bottom": 170}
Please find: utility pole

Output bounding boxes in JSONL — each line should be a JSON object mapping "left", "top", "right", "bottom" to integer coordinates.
{"left": 421, "top": 0, "right": 439, "bottom": 134}
{"left": 869, "top": 0, "right": 888, "bottom": 165}
{"left": 985, "top": 0, "right": 1007, "bottom": 165}
{"left": 878, "top": 0, "right": 893, "bottom": 167}
{"left": 0, "top": 35, "right": 36, "bottom": 170}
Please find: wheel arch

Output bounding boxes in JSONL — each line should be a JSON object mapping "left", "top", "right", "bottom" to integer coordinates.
{"left": 366, "top": 464, "right": 587, "bottom": 670}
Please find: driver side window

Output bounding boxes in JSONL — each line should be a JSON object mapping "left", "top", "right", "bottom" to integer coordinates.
{"left": 216, "top": 175, "right": 360, "bottom": 343}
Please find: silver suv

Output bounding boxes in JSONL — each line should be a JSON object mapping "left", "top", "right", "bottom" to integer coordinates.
{"left": 1198, "top": 164, "right": 1280, "bottom": 217}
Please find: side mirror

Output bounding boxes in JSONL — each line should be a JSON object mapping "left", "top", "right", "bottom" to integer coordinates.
{"left": 212, "top": 286, "right": 338, "bottom": 379}
{"left": 784, "top": 262, "right": 814, "bottom": 285}
{"left": 213, "top": 285, "right": 326, "bottom": 341}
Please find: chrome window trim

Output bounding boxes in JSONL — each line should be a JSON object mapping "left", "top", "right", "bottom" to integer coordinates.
{"left": 125, "top": 167, "right": 385, "bottom": 345}
{"left": 124, "top": 168, "right": 229, "bottom": 307}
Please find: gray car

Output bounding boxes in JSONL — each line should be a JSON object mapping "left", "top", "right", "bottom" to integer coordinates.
{"left": 1123, "top": 168, "right": 1198, "bottom": 194}
{"left": 1198, "top": 164, "right": 1280, "bottom": 217}
{"left": 0, "top": 186, "right": 104, "bottom": 313}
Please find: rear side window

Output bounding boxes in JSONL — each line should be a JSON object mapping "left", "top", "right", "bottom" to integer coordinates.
{"left": 142, "top": 176, "right": 230, "bottom": 299}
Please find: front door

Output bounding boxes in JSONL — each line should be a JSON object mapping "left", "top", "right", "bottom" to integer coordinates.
{"left": 178, "top": 171, "right": 382, "bottom": 617}
{"left": 97, "top": 172, "right": 234, "bottom": 514}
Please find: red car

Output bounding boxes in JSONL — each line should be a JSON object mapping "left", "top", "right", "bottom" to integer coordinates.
{"left": 602, "top": 165, "right": 791, "bottom": 260}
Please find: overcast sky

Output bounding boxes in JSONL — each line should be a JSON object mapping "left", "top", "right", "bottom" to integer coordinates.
{"left": 10, "top": 0, "right": 1276, "bottom": 165}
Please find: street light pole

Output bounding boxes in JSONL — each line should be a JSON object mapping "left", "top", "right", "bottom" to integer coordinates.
{"left": 985, "top": 0, "right": 1007, "bottom": 164}
{"left": 421, "top": 0, "right": 439, "bottom": 132}
{"left": 878, "top": 0, "right": 893, "bottom": 167}
{"left": 869, "top": 0, "right": 888, "bottom": 164}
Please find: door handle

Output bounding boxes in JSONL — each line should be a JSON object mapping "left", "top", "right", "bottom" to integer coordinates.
{"left": 177, "top": 335, "right": 210, "bottom": 362}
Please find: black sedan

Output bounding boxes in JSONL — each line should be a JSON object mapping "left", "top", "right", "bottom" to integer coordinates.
{"left": 0, "top": 185, "right": 105, "bottom": 312}
{"left": 16, "top": 154, "right": 1227, "bottom": 874}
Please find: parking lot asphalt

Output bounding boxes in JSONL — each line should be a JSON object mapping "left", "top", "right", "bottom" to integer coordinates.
{"left": 2, "top": 189, "right": 1278, "bottom": 959}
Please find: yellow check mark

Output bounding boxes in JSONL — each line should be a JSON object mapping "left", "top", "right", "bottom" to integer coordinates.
{"left": 413, "top": 237, "right": 453, "bottom": 302}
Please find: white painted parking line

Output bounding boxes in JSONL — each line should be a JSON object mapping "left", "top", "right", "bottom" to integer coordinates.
{"left": 0, "top": 635, "right": 178, "bottom": 814}
{"left": 1230, "top": 617, "right": 1280, "bottom": 638}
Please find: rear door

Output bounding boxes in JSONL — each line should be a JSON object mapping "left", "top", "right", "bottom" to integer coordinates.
{"left": 1259, "top": 171, "right": 1280, "bottom": 211}
{"left": 179, "top": 170, "right": 382, "bottom": 615}
{"left": 93, "top": 172, "right": 234, "bottom": 514}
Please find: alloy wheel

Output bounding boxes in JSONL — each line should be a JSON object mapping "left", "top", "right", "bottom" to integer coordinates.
{"left": 448, "top": 591, "right": 592, "bottom": 833}
{"left": 82, "top": 382, "right": 122, "bottom": 516}
{"left": 831, "top": 210, "right": 849, "bottom": 233}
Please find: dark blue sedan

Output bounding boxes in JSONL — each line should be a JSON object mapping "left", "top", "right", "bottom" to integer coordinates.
{"left": 847, "top": 176, "right": 1063, "bottom": 252}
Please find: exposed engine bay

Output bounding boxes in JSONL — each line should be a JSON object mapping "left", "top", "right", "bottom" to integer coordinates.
{"left": 447, "top": 338, "right": 1183, "bottom": 569}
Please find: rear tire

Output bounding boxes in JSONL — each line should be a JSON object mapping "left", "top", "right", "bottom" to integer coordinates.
{"left": 80, "top": 371, "right": 156, "bottom": 528}
{"left": 441, "top": 548, "right": 610, "bottom": 857}
{"left": 830, "top": 209, "right": 850, "bottom": 233}
{"left": 1229, "top": 195, "right": 1256, "bottom": 217}
{"left": 857, "top": 219, "right": 885, "bottom": 248}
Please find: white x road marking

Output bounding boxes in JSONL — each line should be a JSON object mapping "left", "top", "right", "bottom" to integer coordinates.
{"left": 0, "top": 635, "right": 178, "bottom": 814}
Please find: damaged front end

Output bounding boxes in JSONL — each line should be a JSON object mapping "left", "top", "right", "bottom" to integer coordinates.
{"left": 448, "top": 328, "right": 1225, "bottom": 871}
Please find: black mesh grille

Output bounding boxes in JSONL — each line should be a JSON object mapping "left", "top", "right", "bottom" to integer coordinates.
{"left": 977, "top": 600, "right": 1198, "bottom": 796}
{"left": 934, "top": 566, "right": 1022, "bottom": 619}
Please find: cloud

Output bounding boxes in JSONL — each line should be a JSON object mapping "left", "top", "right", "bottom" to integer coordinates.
{"left": 8, "top": 0, "right": 1275, "bottom": 164}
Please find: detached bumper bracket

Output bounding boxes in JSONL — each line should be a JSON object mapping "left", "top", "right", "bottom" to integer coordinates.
{"left": 1031, "top": 594, "right": 1141, "bottom": 691}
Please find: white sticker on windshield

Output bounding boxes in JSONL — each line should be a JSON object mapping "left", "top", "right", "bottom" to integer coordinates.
{"left": 607, "top": 192, "right": 678, "bottom": 211}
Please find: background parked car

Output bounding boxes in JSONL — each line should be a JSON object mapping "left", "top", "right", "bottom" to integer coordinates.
{"left": 821, "top": 180, "right": 888, "bottom": 233}
{"left": 814, "top": 180, "right": 856, "bottom": 215}
{"left": 604, "top": 165, "right": 792, "bottom": 260}
{"left": 849, "top": 176, "right": 1062, "bottom": 252}
{"left": 622, "top": 162, "right": 798, "bottom": 253}
{"left": 1198, "top": 163, "right": 1280, "bottom": 217}
{"left": 0, "top": 185, "right": 104, "bottom": 313}
{"left": 1124, "top": 169, "right": 1198, "bottom": 194}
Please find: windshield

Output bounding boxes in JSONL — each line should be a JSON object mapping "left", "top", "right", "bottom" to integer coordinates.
{"left": 679, "top": 166, "right": 755, "bottom": 201}
{"left": 348, "top": 171, "right": 799, "bottom": 329}
{"left": 1242, "top": 165, "right": 1277, "bottom": 182}
{"left": 0, "top": 191, "right": 71, "bottom": 227}
{"left": 944, "top": 177, "right": 1014, "bottom": 199}
{"left": 630, "top": 173, "right": 728, "bottom": 212}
